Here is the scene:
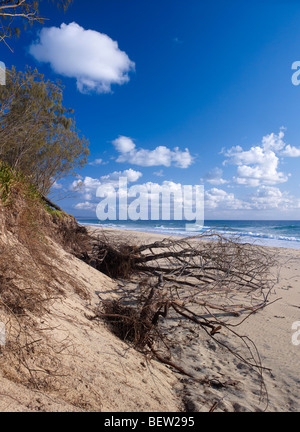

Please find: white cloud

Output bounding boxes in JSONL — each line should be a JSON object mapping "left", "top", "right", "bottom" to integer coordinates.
{"left": 73, "top": 178, "right": 300, "bottom": 215}
{"left": 250, "top": 186, "right": 300, "bottom": 210}
{"left": 100, "top": 169, "right": 143, "bottom": 184}
{"left": 73, "top": 178, "right": 203, "bottom": 217}
{"left": 52, "top": 180, "right": 63, "bottom": 190}
{"left": 72, "top": 176, "right": 101, "bottom": 191}
{"left": 205, "top": 188, "right": 247, "bottom": 210}
{"left": 224, "top": 130, "right": 291, "bottom": 186}
{"left": 112, "top": 136, "right": 193, "bottom": 168}
{"left": 204, "top": 185, "right": 300, "bottom": 213}
{"left": 235, "top": 155, "right": 288, "bottom": 186}
{"left": 74, "top": 202, "right": 97, "bottom": 211}
{"left": 204, "top": 168, "right": 228, "bottom": 185}
{"left": 281, "top": 145, "right": 300, "bottom": 158}
{"left": 88, "top": 159, "right": 105, "bottom": 166}
{"left": 72, "top": 169, "right": 142, "bottom": 202}
{"left": 261, "top": 129, "right": 286, "bottom": 152}
{"left": 72, "top": 176, "right": 101, "bottom": 200}
{"left": 29, "top": 22, "right": 135, "bottom": 94}
{"left": 112, "top": 136, "right": 136, "bottom": 153}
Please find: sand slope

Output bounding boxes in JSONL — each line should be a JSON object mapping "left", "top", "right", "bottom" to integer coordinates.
{"left": 1, "top": 226, "right": 299, "bottom": 412}
{"left": 0, "top": 236, "right": 181, "bottom": 412}
{"left": 87, "top": 228, "right": 300, "bottom": 412}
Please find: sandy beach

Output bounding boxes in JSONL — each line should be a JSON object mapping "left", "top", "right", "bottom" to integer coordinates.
{"left": 1, "top": 223, "right": 299, "bottom": 412}
{"left": 87, "top": 226, "right": 300, "bottom": 412}
{"left": 3, "top": 0, "right": 300, "bottom": 416}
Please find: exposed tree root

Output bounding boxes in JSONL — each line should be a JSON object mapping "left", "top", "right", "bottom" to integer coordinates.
{"left": 84, "top": 232, "right": 277, "bottom": 408}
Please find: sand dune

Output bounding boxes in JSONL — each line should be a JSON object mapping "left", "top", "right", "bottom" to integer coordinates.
{"left": 1, "top": 225, "right": 299, "bottom": 412}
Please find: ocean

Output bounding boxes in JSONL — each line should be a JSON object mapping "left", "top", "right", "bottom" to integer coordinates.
{"left": 76, "top": 218, "right": 300, "bottom": 249}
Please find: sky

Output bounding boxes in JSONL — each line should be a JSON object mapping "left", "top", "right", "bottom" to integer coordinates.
{"left": 2, "top": 0, "right": 300, "bottom": 220}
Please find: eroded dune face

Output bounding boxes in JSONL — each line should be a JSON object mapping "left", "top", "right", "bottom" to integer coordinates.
{"left": 0, "top": 191, "right": 181, "bottom": 412}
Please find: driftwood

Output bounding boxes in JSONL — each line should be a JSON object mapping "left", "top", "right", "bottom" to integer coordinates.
{"left": 83, "top": 232, "right": 274, "bottom": 302}
{"left": 84, "top": 232, "right": 276, "bottom": 406}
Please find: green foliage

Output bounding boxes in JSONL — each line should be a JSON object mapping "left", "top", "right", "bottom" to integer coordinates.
{"left": 0, "top": 66, "right": 90, "bottom": 196}
{"left": 43, "top": 204, "right": 65, "bottom": 218}
{"left": 0, "top": 161, "right": 24, "bottom": 202}
{"left": 0, "top": 161, "right": 63, "bottom": 222}
{"left": 0, "top": 1, "right": 72, "bottom": 47}
{"left": 0, "top": 161, "right": 40, "bottom": 204}
{"left": 0, "top": 162, "right": 15, "bottom": 202}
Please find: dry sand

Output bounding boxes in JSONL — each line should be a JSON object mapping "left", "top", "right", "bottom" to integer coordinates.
{"left": 0, "top": 229, "right": 181, "bottom": 412}
{"left": 0, "top": 226, "right": 299, "bottom": 412}
{"left": 87, "top": 227, "right": 300, "bottom": 412}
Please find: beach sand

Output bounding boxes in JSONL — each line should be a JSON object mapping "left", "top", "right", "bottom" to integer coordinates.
{"left": 87, "top": 227, "right": 300, "bottom": 412}
{"left": 0, "top": 225, "right": 299, "bottom": 412}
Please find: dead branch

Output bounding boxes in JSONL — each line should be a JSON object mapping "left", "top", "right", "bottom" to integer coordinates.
{"left": 86, "top": 232, "right": 277, "bottom": 408}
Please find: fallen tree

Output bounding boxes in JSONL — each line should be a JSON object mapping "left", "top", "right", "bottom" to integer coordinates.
{"left": 82, "top": 232, "right": 277, "bottom": 404}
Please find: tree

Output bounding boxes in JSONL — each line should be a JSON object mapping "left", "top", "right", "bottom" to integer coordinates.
{"left": 0, "top": 66, "right": 90, "bottom": 196}
{"left": 0, "top": 0, "right": 72, "bottom": 49}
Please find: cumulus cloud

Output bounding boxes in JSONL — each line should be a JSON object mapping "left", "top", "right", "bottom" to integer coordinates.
{"left": 94, "top": 180, "right": 202, "bottom": 220}
{"left": 205, "top": 188, "right": 247, "bottom": 210}
{"left": 73, "top": 177, "right": 204, "bottom": 219}
{"left": 99, "top": 169, "right": 143, "bottom": 185}
{"left": 223, "top": 130, "right": 292, "bottom": 187}
{"left": 261, "top": 129, "right": 286, "bottom": 152}
{"left": 73, "top": 177, "right": 300, "bottom": 215}
{"left": 204, "top": 186, "right": 300, "bottom": 213}
{"left": 72, "top": 176, "right": 101, "bottom": 201}
{"left": 72, "top": 169, "right": 142, "bottom": 202}
{"left": 29, "top": 22, "right": 135, "bottom": 93}
{"left": 112, "top": 136, "right": 136, "bottom": 154}
{"left": 203, "top": 168, "right": 228, "bottom": 185}
{"left": 281, "top": 145, "right": 300, "bottom": 158}
{"left": 250, "top": 186, "right": 300, "bottom": 210}
{"left": 88, "top": 159, "right": 105, "bottom": 166}
{"left": 74, "top": 201, "right": 97, "bottom": 211}
{"left": 112, "top": 136, "right": 193, "bottom": 168}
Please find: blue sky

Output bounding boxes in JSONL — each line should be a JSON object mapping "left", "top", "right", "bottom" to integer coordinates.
{"left": 2, "top": 0, "right": 300, "bottom": 220}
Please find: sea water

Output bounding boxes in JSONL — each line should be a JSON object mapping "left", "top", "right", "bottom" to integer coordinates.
{"left": 76, "top": 219, "right": 300, "bottom": 250}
